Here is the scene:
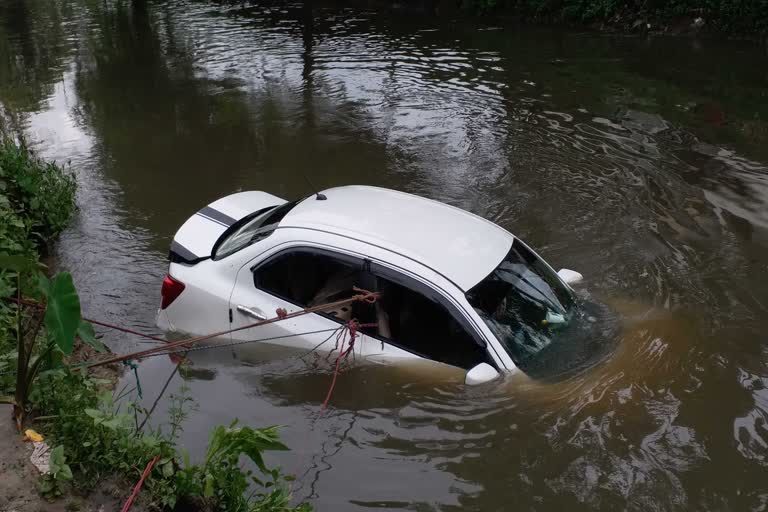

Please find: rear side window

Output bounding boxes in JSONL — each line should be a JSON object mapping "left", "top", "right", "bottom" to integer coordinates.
{"left": 213, "top": 201, "right": 297, "bottom": 260}
{"left": 252, "top": 249, "right": 491, "bottom": 369}
{"left": 254, "top": 251, "right": 361, "bottom": 310}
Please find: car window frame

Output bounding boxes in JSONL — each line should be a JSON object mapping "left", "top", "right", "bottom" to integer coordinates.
{"left": 248, "top": 245, "right": 498, "bottom": 369}
{"left": 211, "top": 200, "right": 300, "bottom": 261}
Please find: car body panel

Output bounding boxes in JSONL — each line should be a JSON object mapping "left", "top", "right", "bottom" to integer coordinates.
{"left": 281, "top": 186, "right": 514, "bottom": 291}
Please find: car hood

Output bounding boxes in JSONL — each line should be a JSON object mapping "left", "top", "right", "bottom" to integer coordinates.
{"left": 170, "top": 191, "right": 286, "bottom": 263}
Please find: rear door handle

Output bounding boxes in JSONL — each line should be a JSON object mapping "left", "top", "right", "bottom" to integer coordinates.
{"left": 236, "top": 305, "right": 267, "bottom": 321}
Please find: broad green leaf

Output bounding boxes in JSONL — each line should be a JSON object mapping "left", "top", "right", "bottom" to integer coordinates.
{"left": 101, "top": 418, "right": 121, "bottom": 430}
{"left": 203, "top": 472, "right": 214, "bottom": 497}
{"left": 50, "top": 445, "right": 65, "bottom": 468}
{"left": 0, "top": 276, "right": 14, "bottom": 299}
{"left": 161, "top": 461, "right": 174, "bottom": 478}
{"left": 42, "top": 272, "right": 81, "bottom": 354}
{"left": 56, "top": 464, "right": 73, "bottom": 481}
{"left": 76, "top": 320, "right": 106, "bottom": 352}
{"left": 84, "top": 408, "right": 101, "bottom": 419}
{"left": 38, "top": 478, "right": 54, "bottom": 493}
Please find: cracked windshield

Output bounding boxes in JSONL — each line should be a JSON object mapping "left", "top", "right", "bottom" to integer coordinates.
{"left": 1, "top": 0, "right": 768, "bottom": 511}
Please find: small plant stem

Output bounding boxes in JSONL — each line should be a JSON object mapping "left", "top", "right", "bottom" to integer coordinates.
{"left": 138, "top": 358, "right": 183, "bottom": 431}
{"left": 25, "top": 341, "right": 56, "bottom": 399}
{"left": 14, "top": 272, "right": 26, "bottom": 430}
{"left": 32, "top": 415, "right": 60, "bottom": 421}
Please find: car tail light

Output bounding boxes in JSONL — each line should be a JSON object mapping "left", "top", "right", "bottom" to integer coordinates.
{"left": 161, "top": 274, "right": 185, "bottom": 310}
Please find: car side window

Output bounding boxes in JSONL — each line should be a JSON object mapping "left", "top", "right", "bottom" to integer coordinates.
{"left": 252, "top": 249, "right": 491, "bottom": 370}
{"left": 253, "top": 250, "right": 366, "bottom": 321}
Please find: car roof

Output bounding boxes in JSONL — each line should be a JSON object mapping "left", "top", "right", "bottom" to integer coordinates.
{"left": 280, "top": 185, "right": 513, "bottom": 291}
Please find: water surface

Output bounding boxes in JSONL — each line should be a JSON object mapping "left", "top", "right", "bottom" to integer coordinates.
{"left": 2, "top": 1, "right": 768, "bottom": 509}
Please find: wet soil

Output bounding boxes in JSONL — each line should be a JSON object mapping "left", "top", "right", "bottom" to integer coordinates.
{"left": 0, "top": 404, "right": 141, "bottom": 512}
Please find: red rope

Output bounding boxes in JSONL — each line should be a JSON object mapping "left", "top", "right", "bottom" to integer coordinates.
{"left": 6, "top": 298, "right": 169, "bottom": 343}
{"left": 6, "top": 290, "right": 379, "bottom": 368}
{"left": 121, "top": 454, "right": 160, "bottom": 512}
{"left": 319, "top": 320, "right": 376, "bottom": 414}
{"left": 85, "top": 318, "right": 169, "bottom": 343}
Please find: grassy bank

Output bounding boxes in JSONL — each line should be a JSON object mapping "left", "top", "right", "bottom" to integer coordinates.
{"left": 462, "top": 0, "right": 768, "bottom": 34}
{"left": 0, "top": 138, "right": 76, "bottom": 372}
{"left": 0, "top": 140, "right": 309, "bottom": 511}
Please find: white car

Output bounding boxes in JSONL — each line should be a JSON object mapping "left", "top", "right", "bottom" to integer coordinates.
{"left": 157, "top": 186, "right": 584, "bottom": 384}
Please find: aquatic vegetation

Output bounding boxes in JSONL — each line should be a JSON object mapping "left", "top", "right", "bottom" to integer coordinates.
{"left": 467, "top": 0, "right": 768, "bottom": 33}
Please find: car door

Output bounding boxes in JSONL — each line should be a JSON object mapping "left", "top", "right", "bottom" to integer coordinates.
{"left": 360, "top": 262, "right": 498, "bottom": 370}
{"left": 228, "top": 247, "right": 417, "bottom": 361}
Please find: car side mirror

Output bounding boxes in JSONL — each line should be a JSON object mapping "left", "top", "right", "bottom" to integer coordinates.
{"left": 557, "top": 269, "right": 583, "bottom": 285}
{"left": 465, "top": 363, "right": 500, "bottom": 386}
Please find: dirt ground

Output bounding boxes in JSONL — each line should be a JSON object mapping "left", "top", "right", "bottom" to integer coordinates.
{"left": 0, "top": 345, "right": 146, "bottom": 512}
{"left": 0, "top": 404, "right": 133, "bottom": 512}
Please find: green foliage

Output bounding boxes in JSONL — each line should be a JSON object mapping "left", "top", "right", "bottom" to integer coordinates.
{"left": 0, "top": 138, "right": 77, "bottom": 396}
{"left": 32, "top": 369, "right": 174, "bottom": 493}
{"left": 32, "top": 370, "right": 310, "bottom": 511}
{"left": 0, "top": 139, "right": 76, "bottom": 245}
{"left": 38, "top": 445, "right": 74, "bottom": 499}
{"left": 466, "top": 0, "right": 768, "bottom": 33}
{"left": 39, "top": 272, "right": 82, "bottom": 355}
{"left": 174, "top": 422, "right": 307, "bottom": 512}
{"left": 2, "top": 266, "right": 100, "bottom": 428}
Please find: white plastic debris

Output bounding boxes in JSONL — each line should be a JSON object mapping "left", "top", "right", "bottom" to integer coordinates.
{"left": 546, "top": 311, "right": 566, "bottom": 325}
{"left": 29, "top": 441, "right": 52, "bottom": 474}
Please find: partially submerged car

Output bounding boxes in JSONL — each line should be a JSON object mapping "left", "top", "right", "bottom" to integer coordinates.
{"left": 157, "top": 186, "right": 586, "bottom": 384}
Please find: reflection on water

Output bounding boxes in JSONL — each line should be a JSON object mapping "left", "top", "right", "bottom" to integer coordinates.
{"left": 3, "top": 0, "right": 768, "bottom": 509}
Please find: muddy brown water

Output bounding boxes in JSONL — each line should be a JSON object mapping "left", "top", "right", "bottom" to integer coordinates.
{"left": 3, "top": 0, "right": 768, "bottom": 510}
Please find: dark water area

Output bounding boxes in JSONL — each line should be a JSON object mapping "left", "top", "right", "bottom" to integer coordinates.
{"left": 3, "top": 0, "right": 768, "bottom": 510}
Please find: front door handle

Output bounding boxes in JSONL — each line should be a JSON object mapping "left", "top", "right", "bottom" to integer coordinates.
{"left": 236, "top": 305, "right": 267, "bottom": 321}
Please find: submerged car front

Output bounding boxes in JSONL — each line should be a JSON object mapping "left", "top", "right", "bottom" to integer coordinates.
{"left": 466, "top": 238, "right": 613, "bottom": 378}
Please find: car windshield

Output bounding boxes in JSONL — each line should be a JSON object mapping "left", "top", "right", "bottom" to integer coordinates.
{"left": 213, "top": 201, "right": 298, "bottom": 259}
{"left": 466, "top": 240, "right": 579, "bottom": 368}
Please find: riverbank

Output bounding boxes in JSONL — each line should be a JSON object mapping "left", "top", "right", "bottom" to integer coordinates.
{"left": 504, "top": 1, "right": 765, "bottom": 36}
{"left": 0, "top": 138, "right": 131, "bottom": 510}
{"left": 0, "top": 403, "right": 149, "bottom": 512}
{"left": 384, "top": 0, "right": 768, "bottom": 38}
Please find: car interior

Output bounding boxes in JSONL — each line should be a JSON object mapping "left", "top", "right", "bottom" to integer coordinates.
{"left": 253, "top": 250, "right": 490, "bottom": 369}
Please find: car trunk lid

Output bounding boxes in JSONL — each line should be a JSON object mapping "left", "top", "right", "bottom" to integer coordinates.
{"left": 170, "top": 191, "right": 286, "bottom": 264}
